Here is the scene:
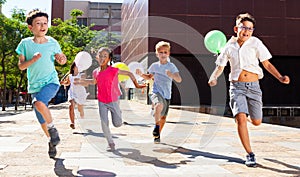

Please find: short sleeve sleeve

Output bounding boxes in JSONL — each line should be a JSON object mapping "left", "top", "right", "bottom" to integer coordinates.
{"left": 215, "top": 48, "right": 229, "bottom": 66}
{"left": 15, "top": 39, "right": 25, "bottom": 56}
{"left": 256, "top": 39, "right": 272, "bottom": 62}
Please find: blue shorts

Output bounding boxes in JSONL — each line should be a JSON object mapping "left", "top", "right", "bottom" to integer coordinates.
{"left": 229, "top": 81, "right": 262, "bottom": 119}
{"left": 151, "top": 93, "right": 170, "bottom": 117}
{"left": 31, "top": 83, "right": 60, "bottom": 124}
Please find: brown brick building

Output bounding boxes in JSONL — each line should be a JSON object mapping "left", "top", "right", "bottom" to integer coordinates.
{"left": 121, "top": 0, "right": 300, "bottom": 111}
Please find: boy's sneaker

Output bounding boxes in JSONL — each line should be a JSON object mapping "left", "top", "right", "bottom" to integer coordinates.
{"left": 152, "top": 126, "right": 160, "bottom": 138}
{"left": 48, "top": 142, "right": 57, "bottom": 158}
{"left": 245, "top": 152, "right": 256, "bottom": 167}
{"left": 154, "top": 136, "right": 160, "bottom": 144}
{"left": 48, "top": 127, "right": 60, "bottom": 146}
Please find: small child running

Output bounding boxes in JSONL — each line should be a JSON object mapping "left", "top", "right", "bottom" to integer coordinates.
{"left": 61, "top": 62, "right": 89, "bottom": 129}
{"left": 77, "top": 47, "right": 145, "bottom": 151}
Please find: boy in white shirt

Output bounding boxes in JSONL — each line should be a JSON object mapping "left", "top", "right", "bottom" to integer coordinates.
{"left": 208, "top": 13, "right": 290, "bottom": 167}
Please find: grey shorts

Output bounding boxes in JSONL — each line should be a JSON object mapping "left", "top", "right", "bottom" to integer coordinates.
{"left": 151, "top": 93, "right": 170, "bottom": 117}
{"left": 229, "top": 81, "right": 262, "bottom": 119}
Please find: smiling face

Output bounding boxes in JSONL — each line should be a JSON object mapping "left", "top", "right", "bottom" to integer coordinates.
{"left": 96, "top": 50, "right": 111, "bottom": 67}
{"left": 28, "top": 16, "right": 48, "bottom": 37}
{"left": 234, "top": 20, "right": 255, "bottom": 44}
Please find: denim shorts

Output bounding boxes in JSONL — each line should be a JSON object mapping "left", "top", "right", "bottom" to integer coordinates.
{"left": 151, "top": 93, "right": 170, "bottom": 117}
{"left": 31, "top": 83, "right": 60, "bottom": 124}
{"left": 229, "top": 81, "right": 262, "bottom": 119}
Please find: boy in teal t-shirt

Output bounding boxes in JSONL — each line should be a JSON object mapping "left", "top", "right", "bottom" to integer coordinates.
{"left": 15, "top": 9, "right": 67, "bottom": 158}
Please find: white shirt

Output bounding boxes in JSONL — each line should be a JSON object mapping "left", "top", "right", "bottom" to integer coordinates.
{"left": 215, "top": 36, "right": 272, "bottom": 81}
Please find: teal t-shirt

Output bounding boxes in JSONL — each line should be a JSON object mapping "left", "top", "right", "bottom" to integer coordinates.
{"left": 15, "top": 36, "right": 61, "bottom": 93}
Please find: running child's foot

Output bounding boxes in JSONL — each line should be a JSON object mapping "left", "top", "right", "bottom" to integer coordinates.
{"left": 245, "top": 152, "right": 256, "bottom": 167}
{"left": 48, "top": 127, "right": 60, "bottom": 146}
{"left": 152, "top": 125, "right": 160, "bottom": 138}
{"left": 154, "top": 136, "right": 160, "bottom": 144}
{"left": 107, "top": 143, "right": 115, "bottom": 152}
{"left": 48, "top": 142, "right": 57, "bottom": 158}
{"left": 70, "top": 123, "right": 75, "bottom": 129}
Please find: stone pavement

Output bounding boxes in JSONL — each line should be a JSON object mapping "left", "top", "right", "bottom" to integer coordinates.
{"left": 0, "top": 99, "right": 299, "bottom": 177}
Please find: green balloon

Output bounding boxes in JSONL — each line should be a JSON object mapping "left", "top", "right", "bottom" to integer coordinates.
{"left": 204, "top": 30, "right": 227, "bottom": 54}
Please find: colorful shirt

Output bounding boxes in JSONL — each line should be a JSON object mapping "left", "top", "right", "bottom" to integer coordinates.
{"left": 93, "top": 66, "right": 121, "bottom": 103}
{"left": 15, "top": 36, "right": 62, "bottom": 93}
{"left": 216, "top": 36, "right": 272, "bottom": 81}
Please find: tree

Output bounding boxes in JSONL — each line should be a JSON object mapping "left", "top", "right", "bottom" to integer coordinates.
{"left": 0, "top": 8, "right": 121, "bottom": 110}
{"left": 0, "top": 0, "right": 7, "bottom": 14}
{"left": 0, "top": 12, "right": 30, "bottom": 110}
{"left": 48, "top": 9, "right": 97, "bottom": 77}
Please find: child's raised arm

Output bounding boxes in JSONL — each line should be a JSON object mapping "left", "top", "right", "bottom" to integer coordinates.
{"left": 118, "top": 69, "right": 146, "bottom": 88}
{"left": 74, "top": 78, "right": 96, "bottom": 86}
{"left": 136, "top": 68, "right": 153, "bottom": 80}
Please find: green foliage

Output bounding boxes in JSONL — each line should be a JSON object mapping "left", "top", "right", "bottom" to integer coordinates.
{"left": 48, "top": 9, "right": 97, "bottom": 77}
{"left": 0, "top": 13, "right": 30, "bottom": 89}
{"left": 0, "top": 8, "right": 121, "bottom": 106}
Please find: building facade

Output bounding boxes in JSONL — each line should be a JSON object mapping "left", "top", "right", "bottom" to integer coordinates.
{"left": 121, "top": 0, "right": 300, "bottom": 111}
{"left": 52, "top": 0, "right": 121, "bottom": 31}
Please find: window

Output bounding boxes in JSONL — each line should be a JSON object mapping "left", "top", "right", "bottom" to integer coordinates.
{"left": 77, "top": 18, "right": 88, "bottom": 26}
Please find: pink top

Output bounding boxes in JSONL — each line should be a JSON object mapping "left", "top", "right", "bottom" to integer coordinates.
{"left": 93, "top": 66, "right": 121, "bottom": 103}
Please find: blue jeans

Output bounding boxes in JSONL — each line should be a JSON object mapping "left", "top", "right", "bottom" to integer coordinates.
{"left": 31, "top": 83, "right": 60, "bottom": 124}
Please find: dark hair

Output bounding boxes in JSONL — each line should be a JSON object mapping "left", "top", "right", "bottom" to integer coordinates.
{"left": 70, "top": 62, "right": 77, "bottom": 75}
{"left": 97, "top": 47, "right": 114, "bottom": 65}
{"left": 25, "top": 9, "right": 48, "bottom": 25}
{"left": 236, "top": 13, "right": 256, "bottom": 27}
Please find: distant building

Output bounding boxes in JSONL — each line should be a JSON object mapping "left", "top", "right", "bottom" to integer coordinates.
{"left": 52, "top": 0, "right": 121, "bottom": 55}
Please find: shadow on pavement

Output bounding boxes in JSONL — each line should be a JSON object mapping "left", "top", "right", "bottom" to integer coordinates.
{"left": 257, "top": 158, "right": 300, "bottom": 175}
{"left": 113, "top": 148, "right": 191, "bottom": 169}
{"left": 0, "top": 120, "right": 16, "bottom": 124}
{"left": 54, "top": 158, "right": 75, "bottom": 177}
{"left": 123, "top": 121, "right": 152, "bottom": 127}
{"left": 77, "top": 169, "right": 116, "bottom": 177}
{"left": 160, "top": 143, "right": 244, "bottom": 164}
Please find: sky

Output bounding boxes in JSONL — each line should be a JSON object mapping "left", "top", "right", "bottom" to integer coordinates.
{"left": 2, "top": 0, "right": 123, "bottom": 19}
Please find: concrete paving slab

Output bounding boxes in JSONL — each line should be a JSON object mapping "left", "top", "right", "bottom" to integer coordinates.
{"left": 0, "top": 100, "right": 299, "bottom": 177}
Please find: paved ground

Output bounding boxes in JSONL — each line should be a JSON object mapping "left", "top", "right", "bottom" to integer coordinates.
{"left": 0, "top": 99, "right": 299, "bottom": 177}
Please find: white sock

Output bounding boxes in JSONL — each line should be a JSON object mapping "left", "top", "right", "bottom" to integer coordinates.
{"left": 47, "top": 122, "right": 54, "bottom": 129}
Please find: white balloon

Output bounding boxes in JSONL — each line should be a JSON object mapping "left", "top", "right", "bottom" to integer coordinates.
{"left": 126, "top": 62, "right": 145, "bottom": 88}
{"left": 128, "top": 62, "right": 144, "bottom": 80}
{"left": 74, "top": 51, "right": 92, "bottom": 72}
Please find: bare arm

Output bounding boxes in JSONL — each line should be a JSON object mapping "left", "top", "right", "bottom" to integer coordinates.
{"left": 136, "top": 69, "right": 153, "bottom": 80}
{"left": 166, "top": 70, "right": 182, "bottom": 83}
{"left": 74, "top": 78, "right": 97, "bottom": 86}
{"left": 18, "top": 53, "right": 41, "bottom": 70}
{"left": 208, "top": 65, "right": 225, "bottom": 87}
{"left": 119, "top": 69, "right": 146, "bottom": 88}
{"left": 262, "top": 60, "right": 290, "bottom": 84}
{"left": 60, "top": 75, "right": 71, "bottom": 86}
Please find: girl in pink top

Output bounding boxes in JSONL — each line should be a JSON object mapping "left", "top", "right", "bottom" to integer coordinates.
{"left": 78, "top": 47, "right": 145, "bottom": 151}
